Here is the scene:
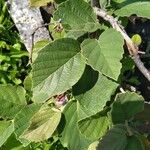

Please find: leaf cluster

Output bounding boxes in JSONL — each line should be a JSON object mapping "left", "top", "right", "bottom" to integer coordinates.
{"left": 0, "top": 0, "right": 150, "bottom": 150}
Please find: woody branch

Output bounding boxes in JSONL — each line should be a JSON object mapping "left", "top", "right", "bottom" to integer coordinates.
{"left": 94, "top": 7, "right": 150, "bottom": 81}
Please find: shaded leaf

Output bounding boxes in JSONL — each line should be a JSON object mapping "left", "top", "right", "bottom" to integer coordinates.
{"left": 73, "top": 65, "right": 99, "bottom": 96}
{"left": 32, "top": 38, "right": 86, "bottom": 103}
{"left": 141, "top": 136, "right": 150, "bottom": 150}
{"left": 97, "top": 124, "right": 127, "bottom": 150}
{"left": 111, "top": 92, "right": 144, "bottom": 124}
{"left": 125, "top": 135, "right": 145, "bottom": 150}
{"left": 0, "top": 134, "right": 30, "bottom": 150}
{"left": 77, "top": 73, "right": 118, "bottom": 120}
{"left": 135, "top": 103, "right": 150, "bottom": 122}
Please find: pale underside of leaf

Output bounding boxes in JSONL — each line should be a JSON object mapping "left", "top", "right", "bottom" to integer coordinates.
{"left": 21, "top": 107, "right": 61, "bottom": 142}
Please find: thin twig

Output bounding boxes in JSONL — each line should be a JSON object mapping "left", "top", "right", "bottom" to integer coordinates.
{"left": 29, "top": 22, "right": 54, "bottom": 63}
{"left": 94, "top": 7, "right": 150, "bottom": 81}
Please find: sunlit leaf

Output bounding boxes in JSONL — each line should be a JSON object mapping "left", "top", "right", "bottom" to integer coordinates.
{"left": 0, "top": 121, "right": 14, "bottom": 147}
{"left": 21, "top": 107, "right": 61, "bottom": 142}
{"left": 82, "top": 28, "right": 124, "bottom": 80}
{"left": 32, "top": 38, "right": 86, "bottom": 103}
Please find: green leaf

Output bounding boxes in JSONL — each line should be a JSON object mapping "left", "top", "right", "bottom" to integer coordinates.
{"left": 115, "top": 2, "right": 150, "bottom": 19}
{"left": 54, "top": 0, "right": 97, "bottom": 27}
{"left": 111, "top": 92, "right": 144, "bottom": 124}
{"left": 82, "top": 28, "right": 124, "bottom": 81}
{"left": 77, "top": 73, "right": 118, "bottom": 120}
{"left": 125, "top": 136, "right": 145, "bottom": 150}
{"left": 21, "top": 106, "right": 61, "bottom": 142}
{"left": 60, "top": 101, "right": 91, "bottom": 150}
{"left": 32, "top": 38, "right": 86, "bottom": 103}
{"left": 0, "top": 121, "right": 14, "bottom": 147}
{"left": 32, "top": 40, "right": 50, "bottom": 63}
{"left": 78, "top": 110, "right": 110, "bottom": 141}
{"left": 66, "top": 22, "right": 101, "bottom": 39}
{"left": 29, "top": 0, "right": 53, "bottom": 7}
{"left": 23, "top": 74, "right": 32, "bottom": 92}
{"left": 54, "top": 0, "right": 98, "bottom": 38}
{"left": 0, "top": 134, "right": 30, "bottom": 150}
{"left": 73, "top": 65, "right": 99, "bottom": 96}
{"left": 112, "top": 0, "right": 139, "bottom": 6}
{"left": 135, "top": 103, "right": 150, "bottom": 122}
{"left": 14, "top": 104, "right": 41, "bottom": 145}
{"left": 98, "top": 124, "right": 128, "bottom": 150}
{"left": 0, "top": 85, "right": 26, "bottom": 119}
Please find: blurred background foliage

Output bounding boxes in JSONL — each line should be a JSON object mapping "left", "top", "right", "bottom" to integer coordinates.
{"left": 0, "top": 0, "right": 29, "bottom": 85}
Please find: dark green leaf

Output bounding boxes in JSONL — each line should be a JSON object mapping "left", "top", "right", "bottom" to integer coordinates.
{"left": 111, "top": 92, "right": 144, "bottom": 124}
{"left": 97, "top": 124, "right": 127, "bottom": 150}
{"left": 125, "top": 135, "right": 145, "bottom": 150}
{"left": 73, "top": 65, "right": 99, "bottom": 96}
{"left": 135, "top": 103, "right": 150, "bottom": 122}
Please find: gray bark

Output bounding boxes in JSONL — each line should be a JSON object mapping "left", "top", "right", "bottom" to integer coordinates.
{"left": 7, "top": 0, "right": 50, "bottom": 53}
